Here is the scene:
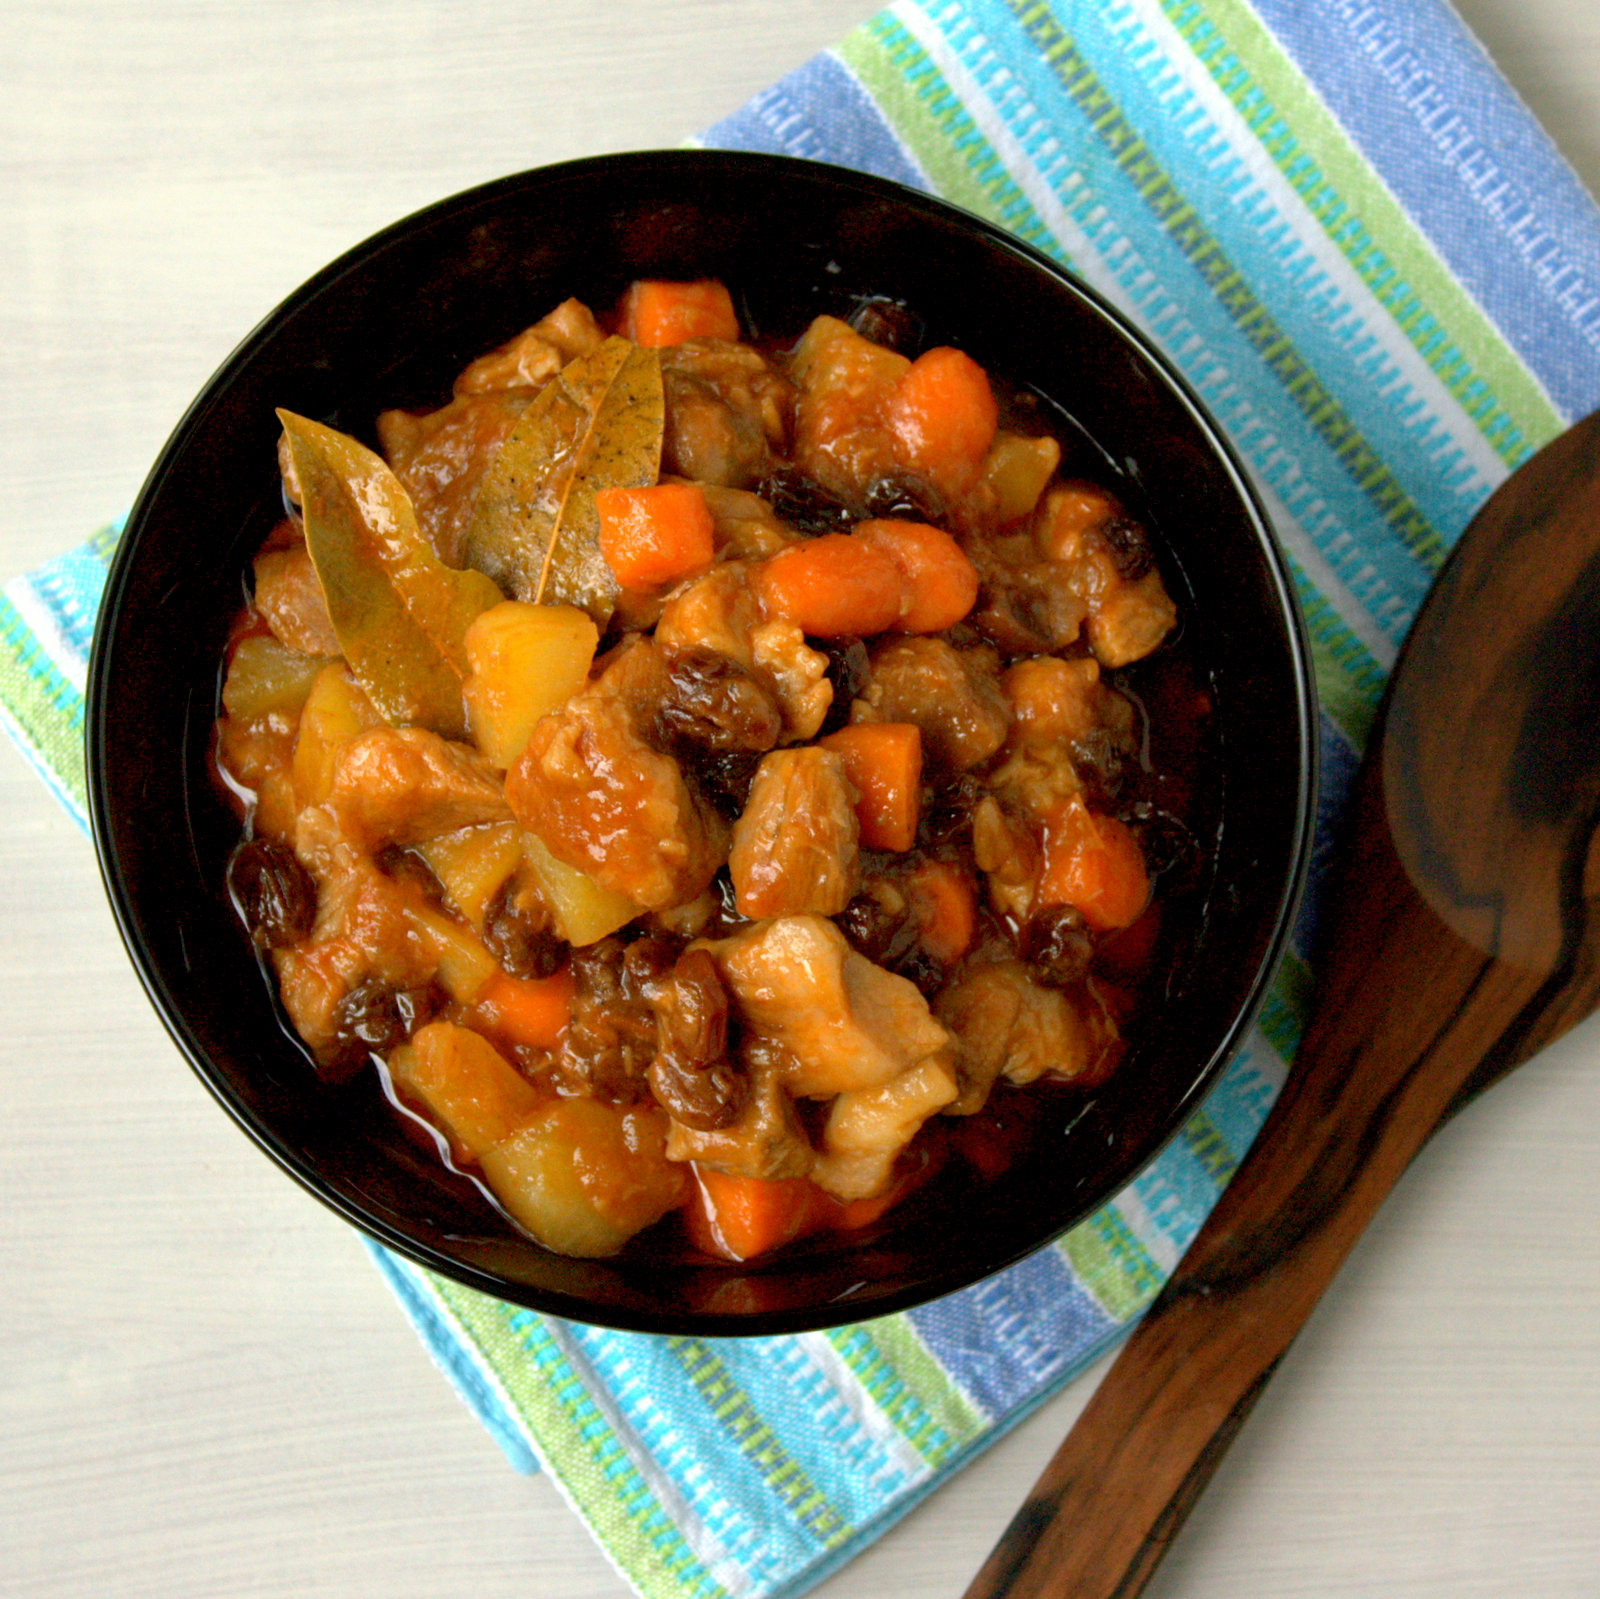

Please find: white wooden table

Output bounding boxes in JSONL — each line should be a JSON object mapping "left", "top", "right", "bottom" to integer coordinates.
{"left": 3, "top": 4, "right": 1598, "bottom": 1595}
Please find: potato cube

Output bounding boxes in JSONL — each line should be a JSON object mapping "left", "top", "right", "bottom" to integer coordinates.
{"left": 418, "top": 821, "right": 523, "bottom": 930}
{"left": 479, "top": 1099, "right": 685, "bottom": 1257}
{"left": 221, "top": 634, "right": 326, "bottom": 722}
{"left": 388, "top": 1020, "right": 542, "bottom": 1157}
{"left": 521, "top": 831, "right": 638, "bottom": 946}
{"left": 292, "top": 663, "right": 383, "bottom": 809}
{"left": 463, "top": 600, "right": 598, "bottom": 768}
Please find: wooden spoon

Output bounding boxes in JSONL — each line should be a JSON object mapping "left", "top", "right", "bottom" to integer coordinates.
{"left": 965, "top": 409, "right": 1600, "bottom": 1599}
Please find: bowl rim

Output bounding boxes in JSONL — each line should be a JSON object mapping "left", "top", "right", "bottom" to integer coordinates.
{"left": 85, "top": 147, "right": 1319, "bottom": 1334}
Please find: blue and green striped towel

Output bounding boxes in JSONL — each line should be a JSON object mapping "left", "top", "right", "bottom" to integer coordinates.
{"left": 8, "top": 3, "right": 1600, "bottom": 1596}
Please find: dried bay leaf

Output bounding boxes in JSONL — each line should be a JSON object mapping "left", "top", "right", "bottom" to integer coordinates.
{"left": 462, "top": 336, "right": 664, "bottom": 623}
{"left": 278, "top": 410, "right": 503, "bottom": 740}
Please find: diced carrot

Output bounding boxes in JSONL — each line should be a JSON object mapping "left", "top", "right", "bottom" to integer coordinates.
{"left": 885, "top": 346, "right": 999, "bottom": 496}
{"left": 853, "top": 519, "right": 979, "bottom": 633}
{"left": 619, "top": 278, "right": 740, "bottom": 347}
{"left": 754, "top": 532, "right": 904, "bottom": 636}
{"left": 903, "top": 857, "right": 977, "bottom": 966}
{"left": 820, "top": 722, "right": 923, "bottom": 852}
{"left": 827, "top": 1185, "right": 904, "bottom": 1232}
{"left": 595, "top": 482, "right": 716, "bottom": 591}
{"left": 687, "top": 1167, "right": 820, "bottom": 1262}
{"left": 471, "top": 966, "right": 576, "bottom": 1054}
{"left": 1036, "top": 795, "right": 1149, "bottom": 932}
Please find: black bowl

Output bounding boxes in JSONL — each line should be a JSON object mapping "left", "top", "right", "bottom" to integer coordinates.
{"left": 87, "top": 150, "right": 1316, "bottom": 1335}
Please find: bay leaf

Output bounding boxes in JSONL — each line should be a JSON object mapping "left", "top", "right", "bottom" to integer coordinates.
{"left": 278, "top": 410, "right": 503, "bottom": 740}
{"left": 462, "top": 336, "right": 664, "bottom": 623}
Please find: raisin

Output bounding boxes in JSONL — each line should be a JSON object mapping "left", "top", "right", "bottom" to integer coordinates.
{"left": 756, "top": 466, "right": 855, "bottom": 536}
{"left": 483, "top": 880, "right": 565, "bottom": 980}
{"left": 847, "top": 296, "right": 926, "bottom": 358}
{"left": 621, "top": 934, "right": 685, "bottom": 1001}
{"left": 226, "top": 837, "right": 316, "bottom": 947}
{"left": 645, "top": 949, "right": 747, "bottom": 1132}
{"left": 697, "top": 748, "right": 765, "bottom": 821}
{"left": 917, "top": 771, "right": 984, "bottom": 850}
{"left": 1021, "top": 905, "right": 1094, "bottom": 988}
{"left": 816, "top": 637, "right": 870, "bottom": 735}
{"left": 1101, "top": 514, "right": 1155, "bottom": 580}
{"left": 329, "top": 980, "right": 441, "bottom": 1077}
{"left": 558, "top": 938, "right": 660, "bottom": 1101}
{"left": 863, "top": 472, "right": 946, "bottom": 525}
{"left": 836, "top": 889, "right": 909, "bottom": 965}
{"left": 655, "top": 646, "right": 782, "bottom": 753}
{"left": 1074, "top": 728, "right": 1128, "bottom": 807}
{"left": 1122, "top": 803, "right": 1200, "bottom": 884}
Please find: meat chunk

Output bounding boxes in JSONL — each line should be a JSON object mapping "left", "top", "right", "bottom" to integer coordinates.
{"left": 274, "top": 807, "right": 445, "bottom": 1066}
{"left": 728, "top": 747, "right": 860, "bottom": 919}
{"left": 656, "top": 564, "right": 832, "bottom": 741}
{"left": 451, "top": 298, "right": 604, "bottom": 396}
{"left": 1087, "top": 571, "right": 1179, "bottom": 668}
{"left": 327, "top": 727, "right": 512, "bottom": 851}
{"left": 252, "top": 543, "right": 340, "bottom": 657}
{"left": 811, "top": 1054, "right": 958, "bottom": 1201}
{"left": 376, "top": 392, "right": 526, "bottom": 567}
{"left": 966, "top": 527, "right": 1092, "bottom": 655}
{"left": 789, "top": 314, "right": 909, "bottom": 503}
{"left": 708, "top": 914, "right": 952, "bottom": 1098}
{"left": 665, "top": 1038, "right": 814, "bottom": 1181}
{"left": 1033, "top": 484, "right": 1176, "bottom": 667}
{"left": 851, "top": 636, "right": 1011, "bottom": 771}
{"left": 971, "top": 795, "right": 1040, "bottom": 922}
{"left": 698, "top": 484, "right": 795, "bottom": 562}
{"left": 506, "top": 689, "right": 727, "bottom": 913}
{"left": 990, "top": 655, "right": 1138, "bottom": 819}
{"left": 660, "top": 340, "right": 793, "bottom": 489}
{"left": 935, "top": 960, "right": 1119, "bottom": 1114}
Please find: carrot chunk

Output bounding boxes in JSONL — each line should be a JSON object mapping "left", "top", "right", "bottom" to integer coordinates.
{"left": 854, "top": 519, "right": 979, "bottom": 633}
{"left": 1036, "top": 796, "right": 1149, "bottom": 932}
{"left": 619, "top": 278, "right": 740, "bottom": 347}
{"left": 595, "top": 481, "right": 716, "bottom": 591}
{"left": 885, "top": 346, "right": 999, "bottom": 495}
{"left": 471, "top": 966, "right": 576, "bottom": 1054}
{"left": 754, "top": 532, "right": 904, "bottom": 636}
{"left": 820, "top": 722, "right": 923, "bottom": 852}
{"left": 903, "top": 856, "right": 977, "bottom": 965}
{"left": 687, "top": 1167, "right": 820, "bottom": 1262}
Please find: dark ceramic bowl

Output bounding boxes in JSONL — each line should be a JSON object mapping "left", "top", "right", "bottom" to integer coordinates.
{"left": 87, "top": 150, "right": 1316, "bottom": 1335}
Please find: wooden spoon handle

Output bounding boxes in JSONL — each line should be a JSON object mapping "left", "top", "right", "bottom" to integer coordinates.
{"left": 962, "top": 771, "right": 1552, "bottom": 1599}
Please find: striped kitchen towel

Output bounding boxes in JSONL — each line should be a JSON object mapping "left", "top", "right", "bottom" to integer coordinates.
{"left": 7, "top": 2, "right": 1600, "bottom": 1597}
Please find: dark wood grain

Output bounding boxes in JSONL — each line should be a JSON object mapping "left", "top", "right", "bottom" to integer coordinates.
{"left": 965, "top": 409, "right": 1600, "bottom": 1599}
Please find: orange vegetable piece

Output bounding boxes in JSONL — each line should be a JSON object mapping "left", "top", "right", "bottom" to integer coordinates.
{"left": 595, "top": 481, "right": 716, "bottom": 591}
{"left": 687, "top": 1167, "right": 820, "bottom": 1262}
{"left": 903, "top": 857, "right": 977, "bottom": 966}
{"left": 1037, "top": 796, "right": 1149, "bottom": 932}
{"left": 392, "top": 1020, "right": 545, "bottom": 1157}
{"left": 754, "top": 532, "right": 903, "bottom": 637}
{"left": 619, "top": 278, "right": 740, "bottom": 347}
{"left": 820, "top": 722, "right": 923, "bottom": 852}
{"left": 827, "top": 1184, "right": 906, "bottom": 1233}
{"left": 471, "top": 966, "right": 576, "bottom": 1054}
{"left": 885, "top": 346, "right": 999, "bottom": 495}
{"left": 854, "top": 519, "right": 979, "bottom": 633}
